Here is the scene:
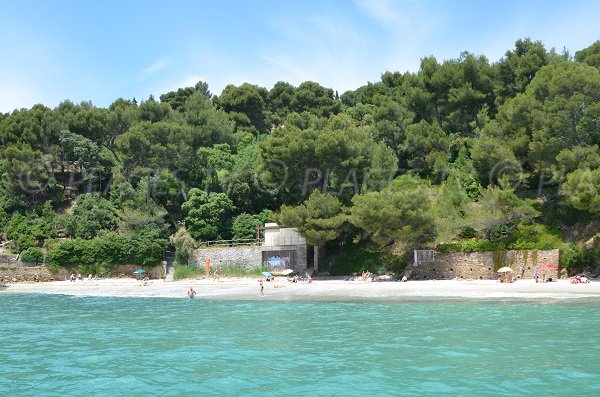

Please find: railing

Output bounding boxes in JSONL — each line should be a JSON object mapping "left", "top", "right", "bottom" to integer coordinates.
{"left": 265, "top": 236, "right": 306, "bottom": 247}
{"left": 197, "top": 236, "right": 307, "bottom": 248}
{"left": 198, "top": 238, "right": 264, "bottom": 247}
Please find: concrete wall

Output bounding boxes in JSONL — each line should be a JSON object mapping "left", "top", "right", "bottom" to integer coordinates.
{"left": 262, "top": 245, "right": 308, "bottom": 273}
{"left": 264, "top": 223, "right": 306, "bottom": 246}
{"left": 193, "top": 246, "right": 263, "bottom": 269}
{"left": 409, "top": 249, "right": 561, "bottom": 280}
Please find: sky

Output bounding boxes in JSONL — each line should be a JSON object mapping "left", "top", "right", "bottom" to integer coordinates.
{"left": 0, "top": 0, "right": 598, "bottom": 113}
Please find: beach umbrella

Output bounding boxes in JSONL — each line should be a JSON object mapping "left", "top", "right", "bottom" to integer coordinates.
{"left": 280, "top": 269, "right": 294, "bottom": 276}
{"left": 133, "top": 269, "right": 145, "bottom": 274}
{"left": 262, "top": 271, "right": 272, "bottom": 277}
{"left": 539, "top": 264, "right": 558, "bottom": 270}
{"left": 497, "top": 267, "right": 513, "bottom": 273}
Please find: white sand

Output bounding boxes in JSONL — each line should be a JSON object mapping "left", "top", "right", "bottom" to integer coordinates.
{"left": 2, "top": 277, "right": 600, "bottom": 301}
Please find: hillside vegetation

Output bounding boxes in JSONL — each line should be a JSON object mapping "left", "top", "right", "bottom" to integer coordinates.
{"left": 1, "top": 38, "right": 599, "bottom": 275}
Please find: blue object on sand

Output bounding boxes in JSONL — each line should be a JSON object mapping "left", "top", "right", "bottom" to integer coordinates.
{"left": 262, "top": 272, "right": 272, "bottom": 277}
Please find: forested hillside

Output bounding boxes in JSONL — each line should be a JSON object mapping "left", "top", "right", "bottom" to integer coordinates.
{"left": 1, "top": 38, "right": 599, "bottom": 276}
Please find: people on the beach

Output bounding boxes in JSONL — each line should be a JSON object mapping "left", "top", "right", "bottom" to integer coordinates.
{"left": 519, "top": 265, "right": 525, "bottom": 278}
{"left": 571, "top": 275, "right": 582, "bottom": 284}
{"left": 69, "top": 273, "right": 76, "bottom": 282}
{"left": 259, "top": 277, "right": 264, "bottom": 296}
{"left": 187, "top": 286, "right": 196, "bottom": 299}
{"left": 213, "top": 268, "right": 220, "bottom": 281}
{"left": 401, "top": 275, "right": 408, "bottom": 282}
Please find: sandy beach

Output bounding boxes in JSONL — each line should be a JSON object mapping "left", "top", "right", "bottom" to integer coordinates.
{"left": 2, "top": 277, "right": 600, "bottom": 301}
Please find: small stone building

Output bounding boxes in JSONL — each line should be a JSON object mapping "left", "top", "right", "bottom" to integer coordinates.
{"left": 192, "top": 223, "right": 313, "bottom": 274}
{"left": 262, "top": 223, "right": 312, "bottom": 274}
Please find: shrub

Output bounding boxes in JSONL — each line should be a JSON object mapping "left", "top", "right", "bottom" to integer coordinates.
{"left": 173, "top": 264, "right": 204, "bottom": 280}
{"left": 218, "top": 263, "right": 267, "bottom": 277}
{"left": 169, "top": 227, "right": 196, "bottom": 263}
{"left": 19, "top": 247, "right": 44, "bottom": 264}
{"left": 459, "top": 227, "right": 478, "bottom": 239}
{"left": 129, "top": 224, "right": 169, "bottom": 268}
{"left": 561, "top": 245, "right": 597, "bottom": 273}
{"left": 328, "top": 243, "right": 406, "bottom": 276}
{"left": 436, "top": 239, "right": 503, "bottom": 253}
{"left": 172, "top": 262, "right": 266, "bottom": 280}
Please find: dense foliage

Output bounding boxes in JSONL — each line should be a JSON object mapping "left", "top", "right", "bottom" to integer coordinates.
{"left": 1, "top": 38, "right": 599, "bottom": 274}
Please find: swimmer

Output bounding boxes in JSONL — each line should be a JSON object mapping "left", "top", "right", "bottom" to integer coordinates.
{"left": 187, "top": 286, "right": 197, "bottom": 299}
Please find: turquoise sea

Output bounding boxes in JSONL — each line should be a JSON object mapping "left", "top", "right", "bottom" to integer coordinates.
{"left": 1, "top": 294, "right": 600, "bottom": 396}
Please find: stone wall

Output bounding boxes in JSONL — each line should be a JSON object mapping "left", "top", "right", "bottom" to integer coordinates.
{"left": 193, "top": 246, "right": 263, "bottom": 269}
{"left": 408, "top": 249, "right": 561, "bottom": 280}
{"left": 193, "top": 246, "right": 309, "bottom": 273}
{"left": 0, "top": 264, "right": 163, "bottom": 284}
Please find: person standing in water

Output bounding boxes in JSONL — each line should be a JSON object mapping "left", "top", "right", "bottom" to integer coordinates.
{"left": 187, "top": 286, "right": 197, "bottom": 299}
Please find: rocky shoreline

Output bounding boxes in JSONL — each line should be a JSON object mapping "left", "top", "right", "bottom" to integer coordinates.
{"left": 0, "top": 264, "right": 163, "bottom": 284}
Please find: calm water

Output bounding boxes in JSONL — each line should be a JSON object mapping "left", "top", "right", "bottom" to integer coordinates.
{"left": 1, "top": 294, "right": 600, "bottom": 396}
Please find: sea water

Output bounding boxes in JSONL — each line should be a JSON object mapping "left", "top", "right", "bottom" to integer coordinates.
{"left": 1, "top": 294, "right": 600, "bottom": 396}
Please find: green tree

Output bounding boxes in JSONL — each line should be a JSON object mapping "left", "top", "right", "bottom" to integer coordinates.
{"left": 554, "top": 145, "right": 600, "bottom": 180}
{"left": 278, "top": 190, "right": 348, "bottom": 248}
{"left": 231, "top": 213, "right": 265, "bottom": 240}
{"left": 115, "top": 121, "right": 193, "bottom": 177}
{"left": 485, "top": 61, "right": 600, "bottom": 174}
{"left": 47, "top": 238, "right": 95, "bottom": 272}
{"left": 59, "top": 130, "right": 115, "bottom": 190}
{"left": 216, "top": 83, "right": 269, "bottom": 133}
{"left": 191, "top": 143, "right": 234, "bottom": 192}
{"left": 224, "top": 140, "right": 280, "bottom": 213}
{"left": 575, "top": 40, "right": 600, "bottom": 69}
{"left": 561, "top": 168, "right": 600, "bottom": 213}
{"left": 1, "top": 143, "right": 51, "bottom": 202}
{"left": 160, "top": 81, "right": 211, "bottom": 112}
{"left": 494, "top": 38, "right": 564, "bottom": 105}
{"left": 267, "top": 81, "right": 296, "bottom": 124}
{"left": 129, "top": 224, "right": 169, "bottom": 267}
{"left": 401, "top": 120, "right": 450, "bottom": 175}
{"left": 19, "top": 247, "right": 44, "bottom": 264}
{"left": 182, "top": 188, "right": 235, "bottom": 240}
{"left": 470, "top": 128, "right": 524, "bottom": 186}
{"left": 138, "top": 96, "right": 172, "bottom": 122}
{"left": 291, "top": 81, "right": 341, "bottom": 118}
{"left": 4, "top": 213, "right": 38, "bottom": 252}
{"left": 464, "top": 186, "right": 540, "bottom": 240}
{"left": 91, "top": 232, "right": 131, "bottom": 273}
{"left": 182, "top": 91, "right": 235, "bottom": 149}
{"left": 371, "top": 96, "right": 414, "bottom": 160}
{"left": 526, "top": 62, "right": 600, "bottom": 169}
{"left": 350, "top": 176, "right": 435, "bottom": 248}
{"left": 257, "top": 120, "right": 397, "bottom": 203}
{"left": 169, "top": 226, "right": 196, "bottom": 263}
{"left": 416, "top": 53, "right": 496, "bottom": 133}
{"left": 0, "top": 104, "right": 59, "bottom": 150}
{"left": 65, "top": 194, "right": 118, "bottom": 239}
